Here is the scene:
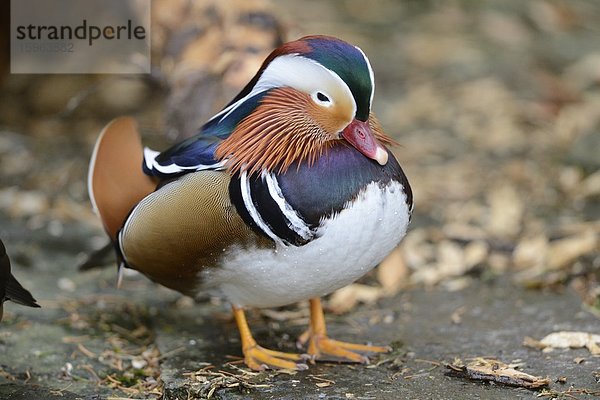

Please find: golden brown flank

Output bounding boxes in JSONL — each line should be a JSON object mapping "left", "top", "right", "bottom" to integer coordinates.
{"left": 118, "top": 171, "right": 271, "bottom": 295}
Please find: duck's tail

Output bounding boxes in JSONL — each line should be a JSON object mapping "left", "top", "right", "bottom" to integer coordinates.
{"left": 88, "top": 117, "right": 158, "bottom": 240}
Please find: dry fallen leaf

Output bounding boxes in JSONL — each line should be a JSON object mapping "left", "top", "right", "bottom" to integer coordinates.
{"left": 513, "top": 234, "right": 549, "bottom": 270}
{"left": 410, "top": 238, "right": 488, "bottom": 286}
{"left": 579, "top": 169, "right": 600, "bottom": 198}
{"left": 328, "top": 284, "right": 383, "bottom": 314}
{"left": 442, "top": 223, "right": 488, "bottom": 242}
{"left": 0, "top": 188, "right": 49, "bottom": 218}
{"left": 486, "top": 184, "right": 524, "bottom": 239}
{"left": 450, "top": 306, "right": 466, "bottom": 325}
{"left": 547, "top": 231, "right": 598, "bottom": 270}
{"left": 538, "top": 331, "right": 600, "bottom": 355}
{"left": 400, "top": 228, "right": 434, "bottom": 271}
{"left": 377, "top": 247, "right": 409, "bottom": 295}
{"left": 463, "top": 240, "right": 489, "bottom": 269}
{"left": 307, "top": 374, "right": 336, "bottom": 389}
{"left": 446, "top": 358, "right": 550, "bottom": 389}
{"left": 564, "top": 52, "right": 600, "bottom": 90}
{"left": 523, "top": 336, "right": 547, "bottom": 350}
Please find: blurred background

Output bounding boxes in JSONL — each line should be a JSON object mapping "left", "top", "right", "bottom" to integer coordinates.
{"left": 0, "top": 0, "right": 599, "bottom": 398}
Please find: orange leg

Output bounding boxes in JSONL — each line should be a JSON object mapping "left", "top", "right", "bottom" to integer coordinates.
{"left": 299, "top": 298, "right": 391, "bottom": 364}
{"left": 232, "top": 305, "right": 308, "bottom": 371}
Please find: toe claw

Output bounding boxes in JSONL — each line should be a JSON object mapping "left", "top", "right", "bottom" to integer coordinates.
{"left": 297, "top": 363, "right": 309, "bottom": 371}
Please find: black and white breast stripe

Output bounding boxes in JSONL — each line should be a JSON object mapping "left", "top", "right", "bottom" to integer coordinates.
{"left": 229, "top": 171, "right": 318, "bottom": 247}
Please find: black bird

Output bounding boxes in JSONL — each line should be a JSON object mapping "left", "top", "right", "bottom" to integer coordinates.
{"left": 0, "top": 239, "right": 40, "bottom": 321}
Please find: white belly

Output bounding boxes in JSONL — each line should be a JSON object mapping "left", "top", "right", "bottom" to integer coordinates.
{"left": 205, "top": 181, "right": 410, "bottom": 308}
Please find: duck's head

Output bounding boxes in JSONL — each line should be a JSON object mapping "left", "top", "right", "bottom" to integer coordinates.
{"left": 215, "top": 35, "right": 394, "bottom": 175}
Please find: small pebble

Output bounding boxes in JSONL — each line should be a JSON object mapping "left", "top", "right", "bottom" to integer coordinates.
{"left": 131, "top": 358, "right": 147, "bottom": 369}
{"left": 57, "top": 277, "right": 76, "bottom": 292}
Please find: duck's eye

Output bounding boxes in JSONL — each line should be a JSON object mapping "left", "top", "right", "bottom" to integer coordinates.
{"left": 312, "top": 91, "right": 333, "bottom": 107}
{"left": 317, "top": 92, "right": 329, "bottom": 102}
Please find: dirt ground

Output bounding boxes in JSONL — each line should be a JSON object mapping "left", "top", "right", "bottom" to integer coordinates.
{"left": 1, "top": 1, "right": 599, "bottom": 399}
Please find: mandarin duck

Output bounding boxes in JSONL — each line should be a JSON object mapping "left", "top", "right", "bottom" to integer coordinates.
{"left": 88, "top": 35, "right": 412, "bottom": 371}
{"left": 0, "top": 239, "right": 40, "bottom": 321}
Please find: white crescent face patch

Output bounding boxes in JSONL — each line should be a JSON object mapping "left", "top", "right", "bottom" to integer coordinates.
{"left": 211, "top": 54, "right": 357, "bottom": 128}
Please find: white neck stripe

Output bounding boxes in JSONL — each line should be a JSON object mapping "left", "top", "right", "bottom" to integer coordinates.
{"left": 240, "top": 170, "right": 285, "bottom": 247}
{"left": 264, "top": 172, "right": 313, "bottom": 240}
